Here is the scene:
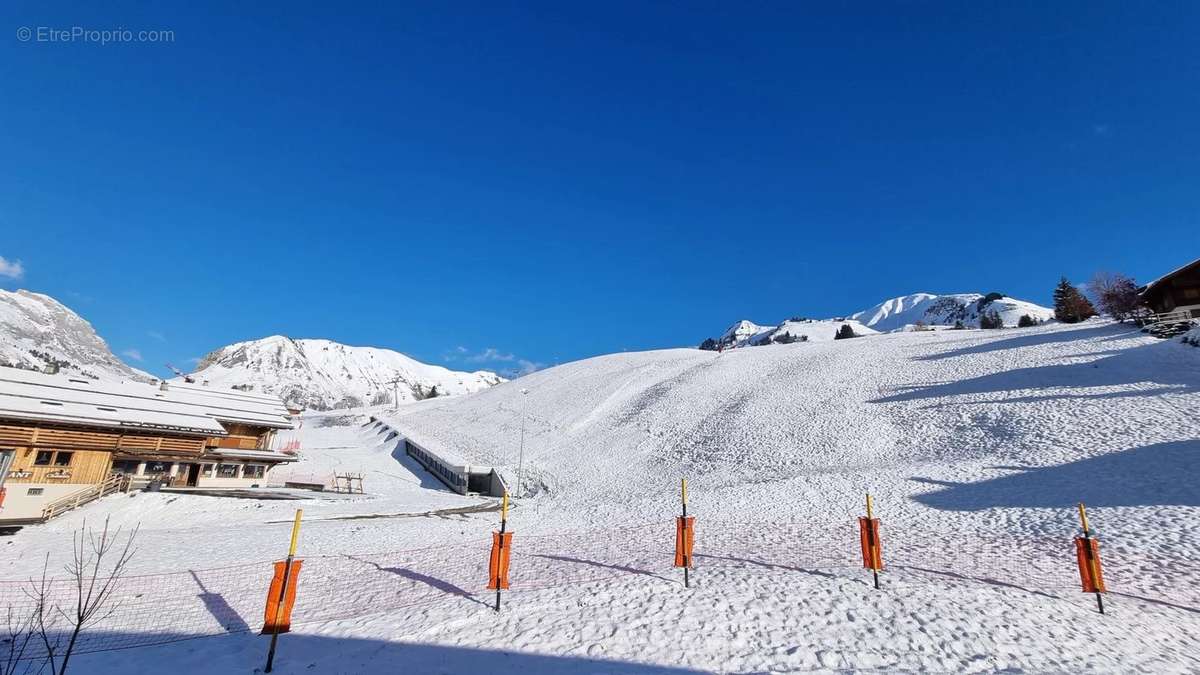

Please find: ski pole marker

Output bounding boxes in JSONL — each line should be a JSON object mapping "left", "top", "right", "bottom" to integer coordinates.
{"left": 265, "top": 509, "right": 304, "bottom": 673}
{"left": 1074, "top": 502, "right": 1107, "bottom": 613}
{"left": 858, "top": 493, "right": 882, "bottom": 589}
{"left": 490, "top": 492, "right": 513, "bottom": 610}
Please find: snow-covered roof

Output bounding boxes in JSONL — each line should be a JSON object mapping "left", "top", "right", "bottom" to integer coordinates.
{"left": 0, "top": 366, "right": 294, "bottom": 436}
{"left": 1140, "top": 257, "right": 1200, "bottom": 295}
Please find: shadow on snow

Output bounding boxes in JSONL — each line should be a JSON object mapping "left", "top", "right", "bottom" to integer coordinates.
{"left": 65, "top": 631, "right": 706, "bottom": 674}
{"left": 911, "top": 440, "right": 1200, "bottom": 510}
{"left": 913, "top": 323, "right": 1137, "bottom": 362}
{"left": 875, "top": 333, "right": 1200, "bottom": 404}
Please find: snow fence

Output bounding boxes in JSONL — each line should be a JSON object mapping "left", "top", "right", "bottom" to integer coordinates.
{"left": 2, "top": 519, "right": 1197, "bottom": 662}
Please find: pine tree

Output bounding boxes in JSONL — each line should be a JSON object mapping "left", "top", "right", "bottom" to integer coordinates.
{"left": 980, "top": 310, "right": 1004, "bottom": 329}
{"left": 834, "top": 324, "right": 857, "bottom": 340}
{"left": 1053, "top": 277, "right": 1097, "bottom": 323}
{"left": 1017, "top": 314, "right": 1037, "bottom": 328}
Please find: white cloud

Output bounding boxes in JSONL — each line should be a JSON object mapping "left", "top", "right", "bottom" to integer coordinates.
{"left": 122, "top": 348, "right": 144, "bottom": 362}
{"left": 447, "top": 346, "right": 542, "bottom": 376}
{"left": 443, "top": 346, "right": 470, "bottom": 362}
{"left": 148, "top": 330, "right": 166, "bottom": 342}
{"left": 467, "top": 347, "right": 516, "bottom": 363}
{"left": 0, "top": 256, "right": 25, "bottom": 280}
{"left": 512, "top": 359, "right": 544, "bottom": 376}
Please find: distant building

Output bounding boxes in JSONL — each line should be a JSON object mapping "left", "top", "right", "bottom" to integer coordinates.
{"left": 0, "top": 367, "right": 296, "bottom": 525}
{"left": 1140, "top": 257, "right": 1200, "bottom": 319}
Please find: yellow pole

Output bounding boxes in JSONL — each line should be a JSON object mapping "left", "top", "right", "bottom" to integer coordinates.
{"left": 865, "top": 493, "right": 880, "bottom": 586}
{"left": 288, "top": 509, "right": 303, "bottom": 556}
{"left": 266, "top": 508, "right": 302, "bottom": 672}
{"left": 495, "top": 491, "right": 508, "bottom": 612}
{"left": 1077, "top": 502, "right": 1105, "bottom": 614}
{"left": 680, "top": 477, "right": 690, "bottom": 587}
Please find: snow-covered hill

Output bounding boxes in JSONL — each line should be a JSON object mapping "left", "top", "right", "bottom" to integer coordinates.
{"left": 10, "top": 321, "right": 1200, "bottom": 673}
{"left": 704, "top": 292, "right": 1053, "bottom": 349}
{"left": 185, "top": 335, "right": 503, "bottom": 410}
{"left": 0, "top": 289, "right": 151, "bottom": 382}
{"left": 852, "top": 292, "right": 1054, "bottom": 331}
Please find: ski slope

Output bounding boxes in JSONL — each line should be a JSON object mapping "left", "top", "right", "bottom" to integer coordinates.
{"left": 6, "top": 320, "right": 1200, "bottom": 673}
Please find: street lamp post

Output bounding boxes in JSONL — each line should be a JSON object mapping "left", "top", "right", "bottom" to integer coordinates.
{"left": 516, "top": 388, "right": 529, "bottom": 496}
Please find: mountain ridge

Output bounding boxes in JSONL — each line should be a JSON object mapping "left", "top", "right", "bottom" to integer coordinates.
{"left": 704, "top": 291, "right": 1054, "bottom": 349}
{"left": 0, "top": 289, "right": 153, "bottom": 382}
{"left": 185, "top": 334, "right": 504, "bottom": 410}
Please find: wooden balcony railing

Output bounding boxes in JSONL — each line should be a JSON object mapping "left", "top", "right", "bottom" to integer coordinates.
{"left": 209, "top": 435, "right": 264, "bottom": 450}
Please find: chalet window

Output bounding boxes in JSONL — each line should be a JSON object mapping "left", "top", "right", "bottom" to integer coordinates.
{"left": 53, "top": 452, "right": 73, "bottom": 466}
{"left": 34, "top": 451, "right": 53, "bottom": 466}
{"left": 202, "top": 463, "right": 214, "bottom": 477}
{"left": 27, "top": 488, "right": 44, "bottom": 496}
{"left": 1182, "top": 288, "right": 1200, "bottom": 300}
{"left": 111, "top": 460, "right": 139, "bottom": 474}
{"left": 145, "top": 461, "right": 171, "bottom": 475}
{"left": 217, "top": 464, "right": 240, "bottom": 478}
{"left": 243, "top": 465, "right": 265, "bottom": 479}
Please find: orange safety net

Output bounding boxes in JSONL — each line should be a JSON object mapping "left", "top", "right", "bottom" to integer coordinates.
{"left": 674, "top": 516, "right": 695, "bottom": 568}
{"left": 261, "top": 559, "right": 304, "bottom": 634}
{"left": 858, "top": 517, "right": 883, "bottom": 570}
{"left": 1074, "top": 537, "right": 1106, "bottom": 593}
{"left": 488, "top": 532, "right": 514, "bottom": 590}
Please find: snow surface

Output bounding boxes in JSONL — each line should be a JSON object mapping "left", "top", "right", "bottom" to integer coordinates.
{"left": 183, "top": 335, "right": 504, "bottom": 410}
{"left": 1182, "top": 323, "right": 1200, "bottom": 347}
{"left": 4, "top": 321, "right": 1200, "bottom": 673}
{"left": 0, "top": 289, "right": 152, "bottom": 382}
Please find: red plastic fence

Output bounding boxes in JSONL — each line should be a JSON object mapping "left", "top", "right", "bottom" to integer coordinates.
{"left": 1, "top": 519, "right": 1195, "bottom": 662}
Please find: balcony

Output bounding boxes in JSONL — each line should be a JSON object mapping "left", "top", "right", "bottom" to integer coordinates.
{"left": 208, "top": 435, "right": 264, "bottom": 450}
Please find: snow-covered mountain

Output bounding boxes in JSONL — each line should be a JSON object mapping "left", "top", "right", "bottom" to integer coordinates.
{"left": 0, "top": 289, "right": 152, "bottom": 382}
{"left": 703, "top": 292, "right": 1053, "bottom": 349}
{"left": 184, "top": 336, "right": 504, "bottom": 411}
{"left": 712, "top": 317, "right": 879, "bottom": 348}
{"left": 852, "top": 292, "right": 1054, "bottom": 332}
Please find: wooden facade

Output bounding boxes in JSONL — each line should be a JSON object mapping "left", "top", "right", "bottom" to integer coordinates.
{"left": 1141, "top": 258, "right": 1200, "bottom": 317}
{"left": 1, "top": 421, "right": 208, "bottom": 486}
{"left": 5, "top": 448, "right": 113, "bottom": 486}
{"left": 205, "top": 423, "right": 276, "bottom": 451}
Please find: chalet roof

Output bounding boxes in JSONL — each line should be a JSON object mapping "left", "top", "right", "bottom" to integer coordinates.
{"left": 1140, "top": 257, "right": 1200, "bottom": 295}
{"left": 0, "top": 367, "right": 294, "bottom": 436}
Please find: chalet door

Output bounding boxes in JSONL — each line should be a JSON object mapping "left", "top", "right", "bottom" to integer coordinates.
{"left": 185, "top": 463, "right": 201, "bottom": 487}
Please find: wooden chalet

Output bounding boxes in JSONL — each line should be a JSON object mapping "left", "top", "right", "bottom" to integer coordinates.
{"left": 0, "top": 367, "right": 296, "bottom": 525}
{"left": 1139, "top": 257, "right": 1200, "bottom": 320}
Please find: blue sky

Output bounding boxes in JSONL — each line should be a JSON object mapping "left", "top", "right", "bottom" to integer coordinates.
{"left": 1, "top": 2, "right": 1197, "bottom": 378}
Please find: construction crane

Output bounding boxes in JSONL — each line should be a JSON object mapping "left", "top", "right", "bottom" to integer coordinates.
{"left": 165, "top": 363, "right": 196, "bottom": 384}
